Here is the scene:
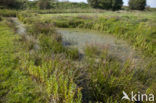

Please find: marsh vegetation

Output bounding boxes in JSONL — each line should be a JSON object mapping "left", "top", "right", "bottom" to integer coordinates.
{"left": 0, "top": 0, "right": 156, "bottom": 103}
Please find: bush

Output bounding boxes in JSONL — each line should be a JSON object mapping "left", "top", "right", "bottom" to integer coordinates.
{"left": 87, "top": 0, "right": 123, "bottom": 10}
{"left": 129, "top": 0, "right": 146, "bottom": 10}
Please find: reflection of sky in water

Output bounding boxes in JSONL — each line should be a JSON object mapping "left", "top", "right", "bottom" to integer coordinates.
{"left": 57, "top": 28, "right": 137, "bottom": 61}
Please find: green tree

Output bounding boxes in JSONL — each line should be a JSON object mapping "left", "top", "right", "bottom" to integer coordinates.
{"left": 112, "top": 0, "right": 123, "bottom": 10}
{"left": 37, "top": 0, "right": 57, "bottom": 9}
{"left": 129, "top": 0, "right": 146, "bottom": 10}
{"left": 87, "top": 0, "right": 99, "bottom": 8}
{"left": 37, "top": 0, "right": 50, "bottom": 9}
{"left": 0, "top": 0, "right": 16, "bottom": 8}
{"left": 0, "top": 0, "right": 27, "bottom": 9}
{"left": 99, "top": 0, "right": 112, "bottom": 9}
{"left": 87, "top": 0, "right": 123, "bottom": 10}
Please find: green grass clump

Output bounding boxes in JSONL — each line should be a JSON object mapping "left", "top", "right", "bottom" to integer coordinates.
{"left": 17, "top": 11, "right": 39, "bottom": 24}
{"left": 0, "top": 20, "right": 46, "bottom": 103}
{"left": 66, "top": 48, "right": 79, "bottom": 60}
{"left": 85, "top": 59, "right": 135, "bottom": 102}
{"left": 39, "top": 34, "right": 65, "bottom": 54}
{"left": 0, "top": 9, "right": 17, "bottom": 17}
{"left": 24, "top": 59, "right": 82, "bottom": 103}
{"left": 0, "top": 18, "right": 82, "bottom": 103}
{"left": 84, "top": 45, "right": 100, "bottom": 58}
{"left": 32, "top": 22, "right": 56, "bottom": 34}
{"left": 17, "top": 21, "right": 82, "bottom": 102}
{"left": 81, "top": 45, "right": 155, "bottom": 102}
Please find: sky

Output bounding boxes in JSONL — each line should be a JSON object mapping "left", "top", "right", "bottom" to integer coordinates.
{"left": 64, "top": 0, "right": 156, "bottom": 8}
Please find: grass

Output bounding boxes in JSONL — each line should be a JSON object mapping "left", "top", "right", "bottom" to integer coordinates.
{"left": 0, "top": 9, "right": 17, "bottom": 17}
{"left": 24, "top": 8, "right": 107, "bottom": 14}
{"left": 0, "top": 18, "right": 82, "bottom": 103}
{"left": 18, "top": 20, "right": 82, "bottom": 103}
{"left": 40, "top": 10, "right": 156, "bottom": 21}
{"left": 0, "top": 9, "right": 156, "bottom": 103}
{"left": 18, "top": 11, "right": 156, "bottom": 57}
{"left": 0, "top": 20, "right": 45, "bottom": 103}
{"left": 38, "top": 12, "right": 156, "bottom": 57}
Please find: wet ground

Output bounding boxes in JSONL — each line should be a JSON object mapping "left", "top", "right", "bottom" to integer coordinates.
{"left": 11, "top": 18, "right": 144, "bottom": 68}
{"left": 57, "top": 28, "right": 142, "bottom": 65}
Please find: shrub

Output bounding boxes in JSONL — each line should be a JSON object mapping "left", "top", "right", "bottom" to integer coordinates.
{"left": 129, "top": 0, "right": 146, "bottom": 10}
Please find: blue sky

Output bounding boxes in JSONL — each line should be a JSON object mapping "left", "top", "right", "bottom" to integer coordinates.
{"left": 65, "top": 0, "right": 156, "bottom": 8}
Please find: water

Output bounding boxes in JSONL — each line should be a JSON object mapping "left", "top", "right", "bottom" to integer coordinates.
{"left": 57, "top": 28, "right": 140, "bottom": 62}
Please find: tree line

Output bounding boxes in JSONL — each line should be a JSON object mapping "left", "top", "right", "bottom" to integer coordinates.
{"left": 88, "top": 0, "right": 147, "bottom": 10}
{"left": 0, "top": 0, "right": 147, "bottom": 10}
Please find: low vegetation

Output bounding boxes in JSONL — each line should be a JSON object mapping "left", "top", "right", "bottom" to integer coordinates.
{"left": 0, "top": 9, "right": 156, "bottom": 102}
{"left": 0, "top": 9, "right": 17, "bottom": 17}
{"left": 29, "top": 13, "right": 155, "bottom": 57}
{"left": 0, "top": 18, "right": 82, "bottom": 103}
{"left": 0, "top": 0, "right": 156, "bottom": 102}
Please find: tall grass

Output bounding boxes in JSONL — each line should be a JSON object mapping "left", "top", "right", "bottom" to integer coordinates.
{"left": 46, "top": 16, "right": 156, "bottom": 57}
{"left": 81, "top": 45, "right": 156, "bottom": 102}
{"left": 0, "top": 19, "right": 46, "bottom": 103}
{"left": 0, "top": 9, "right": 17, "bottom": 17}
{"left": 1, "top": 12, "right": 155, "bottom": 103}
{"left": 0, "top": 17, "right": 82, "bottom": 102}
